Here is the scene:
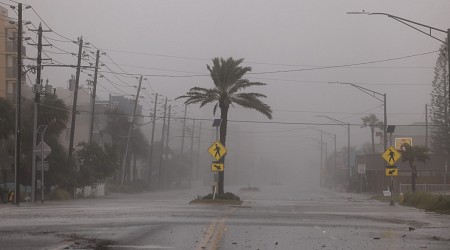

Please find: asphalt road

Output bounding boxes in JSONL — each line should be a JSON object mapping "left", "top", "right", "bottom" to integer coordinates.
{"left": 0, "top": 183, "right": 449, "bottom": 250}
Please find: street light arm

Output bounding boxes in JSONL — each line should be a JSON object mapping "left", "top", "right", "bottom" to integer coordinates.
{"left": 338, "top": 82, "right": 384, "bottom": 98}
{"left": 369, "top": 12, "right": 448, "bottom": 35}
{"left": 311, "top": 128, "right": 336, "bottom": 139}
{"left": 348, "top": 11, "right": 448, "bottom": 44}
{"left": 315, "top": 115, "right": 347, "bottom": 128}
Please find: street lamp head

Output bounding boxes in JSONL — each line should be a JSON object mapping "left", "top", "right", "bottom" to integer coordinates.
{"left": 346, "top": 11, "right": 370, "bottom": 15}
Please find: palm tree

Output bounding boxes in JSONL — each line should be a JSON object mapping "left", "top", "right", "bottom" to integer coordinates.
{"left": 400, "top": 144, "right": 429, "bottom": 192}
{"left": 177, "top": 57, "right": 272, "bottom": 194}
{"left": 361, "top": 114, "right": 384, "bottom": 153}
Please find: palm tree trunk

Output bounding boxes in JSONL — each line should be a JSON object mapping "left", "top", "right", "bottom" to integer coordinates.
{"left": 218, "top": 103, "right": 229, "bottom": 194}
{"left": 411, "top": 163, "right": 417, "bottom": 192}
{"left": 371, "top": 127, "right": 375, "bottom": 153}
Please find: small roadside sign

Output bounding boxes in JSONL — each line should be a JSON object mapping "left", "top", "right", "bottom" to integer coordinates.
{"left": 37, "top": 161, "right": 49, "bottom": 171}
{"left": 208, "top": 141, "right": 227, "bottom": 161}
{"left": 211, "top": 162, "right": 224, "bottom": 172}
{"left": 385, "top": 167, "right": 398, "bottom": 176}
{"left": 34, "top": 141, "right": 52, "bottom": 160}
{"left": 382, "top": 146, "right": 401, "bottom": 166}
{"left": 357, "top": 164, "right": 366, "bottom": 174}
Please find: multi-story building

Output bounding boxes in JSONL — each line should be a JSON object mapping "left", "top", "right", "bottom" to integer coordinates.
{"left": 0, "top": 6, "right": 27, "bottom": 102}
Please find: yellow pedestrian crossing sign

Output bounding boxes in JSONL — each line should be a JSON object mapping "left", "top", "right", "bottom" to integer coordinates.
{"left": 208, "top": 141, "right": 227, "bottom": 161}
{"left": 382, "top": 146, "right": 401, "bottom": 166}
{"left": 386, "top": 167, "right": 398, "bottom": 176}
{"left": 211, "top": 162, "right": 224, "bottom": 172}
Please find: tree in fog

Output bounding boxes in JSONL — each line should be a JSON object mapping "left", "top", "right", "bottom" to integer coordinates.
{"left": 177, "top": 57, "right": 272, "bottom": 194}
{"left": 19, "top": 95, "right": 72, "bottom": 191}
{"left": 429, "top": 38, "right": 449, "bottom": 154}
{"left": 74, "top": 142, "right": 119, "bottom": 191}
{"left": 0, "top": 97, "right": 14, "bottom": 142}
{"left": 400, "top": 144, "right": 429, "bottom": 192}
{"left": 103, "top": 108, "right": 149, "bottom": 182}
{"left": 361, "top": 114, "right": 383, "bottom": 153}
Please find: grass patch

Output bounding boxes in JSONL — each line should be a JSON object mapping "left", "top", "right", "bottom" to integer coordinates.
{"left": 47, "top": 188, "right": 71, "bottom": 201}
{"left": 370, "top": 195, "right": 401, "bottom": 203}
{"left": 240, "top": 186, "right": 260, "bottom": 192}
{"left": 190, "top": 192, "right": 242, "bottom": 205}
{"left": 401, "top": 192, "right": 450, "bottom": 214}
{"left": 106, "top": 180, "right": 148, "bottom": 194}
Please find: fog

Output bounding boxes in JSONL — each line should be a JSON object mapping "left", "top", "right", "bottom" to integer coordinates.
{"left": 18, "top": 0, "right": 450, "bottom": 190}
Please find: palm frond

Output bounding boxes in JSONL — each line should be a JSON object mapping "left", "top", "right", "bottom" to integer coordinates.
{"left": 230, "top": 93, "right": 272, "bottom": 119}
{"left": 228, "top": 79, "right": 266, "bottom": 95}
{"left": 213, "top": 102, "right": 219, "bottom": 116}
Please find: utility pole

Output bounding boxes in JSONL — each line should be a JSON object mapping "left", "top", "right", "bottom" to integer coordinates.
{"left": 88, "top": 50, "right": 100, "bottom": 144}
{"left": 320, "top": 131, "right": 323, "bottom": 187}
{"left": 180, "top": 104, "right": 187, "bottom": 155}
{"left": 347, "top": 123, "right": 351, "bottom": 189}
{"left": 383, "top": 93, "right": 387, "bottom": 151}
{"left": 333, "top": 134, "right": 337, "bottom": 191}
{"left": 189, "top": 119, "right": 195, "bottom": 187}
{"left": 14, "top": 3, "right": 22, "bottom": 205}
{"left": 163, "top": 105, "right": 171, "bottom": 188}
{"left": 425, "top": 104, "right": 428, "bottom": 148}
{"left": 29, "top": 23, "right": 51, "bottom": 202}
{"left": 68, "top": 37, "right": 83, "bottom": 160}
{"left": 147, "top": 93, "right": 158, "bottom": 185}
{"left": 122, "top": 75, "right": 143, "bottom": 184}
{"left": 196, "top": 122, "right": 202, "bottom": 179}
{"left": 158, "top": 97, "right": 168, "bottom": 188}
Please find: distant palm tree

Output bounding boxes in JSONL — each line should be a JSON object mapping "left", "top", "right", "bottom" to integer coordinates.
{"left": 400, "top": 144, "right": 429, "bottom": 192}
{"left": 361, "top": 114, "right": 384, "bottom": 153}
{"left": 177, "top": 57, "right": 272, "bottom": 194}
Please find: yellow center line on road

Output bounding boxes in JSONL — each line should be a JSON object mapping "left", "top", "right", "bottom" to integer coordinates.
{"left": 196, "top": 207, "right": 237, "bottom": 250}
{"left": 210, "top": 218, "right": 225, "bottom": 250}
{"left": 196, "top": 219, "right": 218, "bottom": 250}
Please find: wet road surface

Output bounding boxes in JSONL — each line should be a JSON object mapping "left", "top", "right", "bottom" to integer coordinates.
{"left": 0, "top": 184, "right": 449, "bottom": 249}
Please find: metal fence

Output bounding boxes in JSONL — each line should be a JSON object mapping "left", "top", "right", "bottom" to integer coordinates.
{"left": 75, "top": 183, "right": 105, "bottom": 197}
{"left": 400, "top": 183, "right": 450, "bottom": 194}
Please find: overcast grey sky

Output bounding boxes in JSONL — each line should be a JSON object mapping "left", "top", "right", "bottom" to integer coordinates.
{"left": 14, "top": 0, "right": 450, "bottom": 177}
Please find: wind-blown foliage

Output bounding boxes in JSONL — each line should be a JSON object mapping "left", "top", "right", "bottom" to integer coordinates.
{"left": 0, "top": 97, "right": 14, "bottom": 142}
{"left": 19, "top": 95, "right": 71, "bottom": 190}
{"left": 430, "top": 38, "right": 449, "bottom": 154}
{"left": 400, "top": 144, "right": 429, "bottom": 192}
{"left": 74, "top": 142, "right": 119, "bottom": 187}
{"left": 177, "top": 57, "right": 272, "bottom": 194}
{"left": 361, "top": 114, "right": 384, "bottom": 153}
{"left": 102, "top": 108, "right": 149, "bottom": 182}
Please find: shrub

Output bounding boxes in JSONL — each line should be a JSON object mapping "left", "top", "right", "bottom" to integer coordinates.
{"left": 106, "top": 180, "right": 148, "bottom": 194}
{"left": 47, "top": 188, "right": 71, "bottom": 201}
{"left": 401, "top": 192, "right": 450, "bottom": 213}
{"left": 202, "top": 192, "right": 240, "bottom": 201}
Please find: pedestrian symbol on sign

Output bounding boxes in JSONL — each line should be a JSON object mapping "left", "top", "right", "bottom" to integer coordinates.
{"left": 214, "top": 144, "right": 221, "bottom": 158}
{"left": 388, "top": 149, "right": 395, "bottom": 163}
{"left": 208, "top": 141, "right": 227, "bottom": 161}
{"left": 382, "top": 146, "right": 401, "bottom": 166}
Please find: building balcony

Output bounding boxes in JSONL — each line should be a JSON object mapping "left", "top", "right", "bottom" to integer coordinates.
{"left": 5, "top": 41, "right": 26, "bottom": 56}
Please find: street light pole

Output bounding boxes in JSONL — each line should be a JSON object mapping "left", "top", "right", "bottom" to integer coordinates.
{"left": 337, "top": 82, "right": 387, "bottom": 151}
{"left": 347, "top": 11, "right": 449, "bottom": 114}
{"left": 312, "top": 128, "right": 336, "bottom": 189}
{"left": 315, "top": 115, "right": 351, "bottom": 191}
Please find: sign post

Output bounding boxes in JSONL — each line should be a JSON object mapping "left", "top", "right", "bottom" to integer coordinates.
{"left": 35, "top": 125, "right": 49, "bottom": 203}
{"left": 210, "top": 119, "right": 223, "bottom": 199}
{"left": 381, "top": 146, "right": 401, "bottom": 206}
{"left": 357, "top": 164, "right": 366, "bottom": 193}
